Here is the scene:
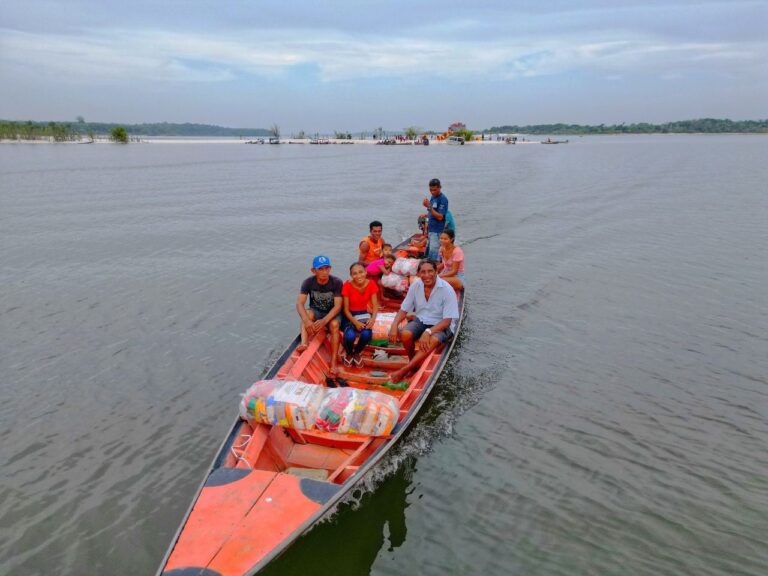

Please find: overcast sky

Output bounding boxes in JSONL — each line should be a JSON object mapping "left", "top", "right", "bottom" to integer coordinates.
{"left": 1, "top": 1, "right": 766, "bottom": 132}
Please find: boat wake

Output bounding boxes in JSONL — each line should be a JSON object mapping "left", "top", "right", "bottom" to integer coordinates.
{"left": 318, "top": 313, "right": 505, "bottom": 521}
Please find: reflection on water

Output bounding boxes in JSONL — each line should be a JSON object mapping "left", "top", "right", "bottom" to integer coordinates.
{"left": 262, "top": 457, "right": 413, "bottom": 576}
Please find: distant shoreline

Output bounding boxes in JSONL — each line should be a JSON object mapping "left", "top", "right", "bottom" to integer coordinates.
{"left": 2, "top": 133, "right": 766, "bottom": 146}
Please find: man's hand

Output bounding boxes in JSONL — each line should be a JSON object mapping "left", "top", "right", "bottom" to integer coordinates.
{"left": 418, "top": 332, "right": 434, "bottom": 352}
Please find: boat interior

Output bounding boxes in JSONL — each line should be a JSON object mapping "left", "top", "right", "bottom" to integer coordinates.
{"left": 219, "top": 295, "right": 447, "bottom": 485}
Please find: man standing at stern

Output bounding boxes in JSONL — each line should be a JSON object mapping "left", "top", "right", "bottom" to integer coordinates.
{"left": 423, "top": 178, "right": 448, "bottom": 261}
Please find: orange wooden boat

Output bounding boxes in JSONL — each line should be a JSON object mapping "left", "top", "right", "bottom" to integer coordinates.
{"left": 157, "top": 238, "right": 464, "bottom": 576}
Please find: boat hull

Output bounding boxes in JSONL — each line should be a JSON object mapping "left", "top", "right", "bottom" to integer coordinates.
{"left": 158, "top": 239, "right": 464, "bottom": 576}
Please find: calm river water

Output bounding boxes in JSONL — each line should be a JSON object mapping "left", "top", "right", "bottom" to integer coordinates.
{"left": 2, "top": 136, "right": 767, "bottom": 576}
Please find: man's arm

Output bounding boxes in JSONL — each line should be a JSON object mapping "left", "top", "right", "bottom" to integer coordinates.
{"left": 296, "top": 293, "right": 315, "bottom": 335}
{"left": 388, "top": 309, "right": 408, "bottom": 343}
{"left": 423, "top": 202, "right": 444, "bottom": 221}
{"left": 296, "top": 293, "right": 309, "bottom": 320}
{"left": 434, "top": 196, "right": 448, "bottom": 221}
{"left": 358, "top": 239, "right": 369, "bottom": 260}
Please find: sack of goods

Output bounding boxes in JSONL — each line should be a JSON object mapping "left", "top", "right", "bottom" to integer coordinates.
{"left": 392, "top": 257, "right": 419, "bottom": 277}
{"left": 240, "top": 379, "right": 325, "bottom": 430}
{"left": 240, "top": 379, "right": 400, "bottom": 437}
{"left": 381, "top": 272, "right": 409, "bottom": 293}
{"left": 315, "top": 388, "right": 399, "bottom": 436}
{"left": 371, "top": 311, "right": 399, "bottom": 341}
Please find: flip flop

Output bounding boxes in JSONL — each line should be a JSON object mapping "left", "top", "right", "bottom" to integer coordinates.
{"left": 370, "top": 370, "right": 387, "bottom": 378}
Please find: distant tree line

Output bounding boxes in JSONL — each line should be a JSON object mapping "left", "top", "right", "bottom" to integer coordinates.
{"left": 0, "top": 120, "right": 81, "bottom": 141}
{"left": 1, "top": 120, "right": 272, "bottom": 139}
{"left": 486, "top": 118, "right": 768, "bottom": 135}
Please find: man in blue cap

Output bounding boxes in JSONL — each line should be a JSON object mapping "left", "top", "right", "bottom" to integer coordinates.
{"left": 296, "top": 255, "right": 343, "bottom": 374}
{"left": 422, "top": 178, "right": 449, "bottom": 261}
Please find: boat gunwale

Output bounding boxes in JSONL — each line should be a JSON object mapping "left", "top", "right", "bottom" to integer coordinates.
{"left": 156, "top": 239, "right": 465, "bottom": 576}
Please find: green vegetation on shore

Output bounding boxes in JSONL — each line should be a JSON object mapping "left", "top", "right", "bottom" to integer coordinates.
{"left": 0, "top": 121, "right": 81, "bottom": 141}
{"left": 2, "top": 118, "right": 767, "bottom": 141}
{"left": 1, "top": 120, "right": 271, "bottom": 139}
{"left": 486, "top": 118, "right": 768, "bottom": 135}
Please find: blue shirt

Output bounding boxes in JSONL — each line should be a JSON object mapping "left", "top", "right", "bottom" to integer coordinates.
{"left": 400, "top": 277, "right": 460, "bottom": 333}
{"left": 427, "top": 193, "right": 449, "bottom": 233}
{"left": 444, "top": 210, "right": 455, "bottom": 231}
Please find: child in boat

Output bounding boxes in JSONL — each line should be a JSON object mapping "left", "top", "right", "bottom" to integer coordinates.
{"left": 366, "top": 251, "right": 396, "bottom": 278}
{"left": 437, "top": 228, "right": 465, "bottom": 290}
{"left": 341, "top": 262, "right": 380, "bottom": 367}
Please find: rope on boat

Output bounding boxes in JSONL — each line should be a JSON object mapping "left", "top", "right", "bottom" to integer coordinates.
{"left": 231, "top": 434, "right": 253, "bottom": 469}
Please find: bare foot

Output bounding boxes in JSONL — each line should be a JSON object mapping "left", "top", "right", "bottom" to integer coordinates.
{"left": 329, "top": 364, "right": 339, "bottom": 376}
{"left": 296, "top": 343, "right": 308, "bottom": 353}
{"left": 389, "top": 368, "right": 406, "bottom": 383}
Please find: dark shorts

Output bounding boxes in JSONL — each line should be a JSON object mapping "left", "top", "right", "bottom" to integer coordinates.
{"left": 403, "top": 317, "right": 453, "bottom": 344}
{"left": 309, "top": 307, "right": 341, "bottom": 327}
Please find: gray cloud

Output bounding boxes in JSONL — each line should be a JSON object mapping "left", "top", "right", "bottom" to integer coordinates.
{"left": 1, "top": 1, "right": 765, "bottom": 129}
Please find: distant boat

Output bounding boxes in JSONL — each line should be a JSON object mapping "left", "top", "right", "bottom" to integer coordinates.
{"left": 245, "top": 139, "right": 265, "bottom": 144}
{"left": 309, "top": 138, "right": 330, "bottom": 144}
{"left": 268, "top": 137, "right": 281, "bottom": 144}
{"left": 446, "top": 135, "right": 465, "bottom": 145}
{"left": 541, "top": 138, "right": 569, "bottom": 144}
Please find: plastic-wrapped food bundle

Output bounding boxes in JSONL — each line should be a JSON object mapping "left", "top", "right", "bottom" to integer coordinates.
{"left": 315, "top": 388, "right": 399, "bottom": 436}
{"left": 392, "top": 257, "right": 419, "bottom": 277}
{"left": 240, "top": 379, "right": 325, "bottom": 430}
{"left": 381, "top": 272, "right": 409, "bottom": 293}
{"left": 371, "top": 311, "right": 398, "bottom": 341}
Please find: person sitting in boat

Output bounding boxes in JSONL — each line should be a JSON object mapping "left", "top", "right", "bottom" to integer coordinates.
{"left": 366, "top": 252, "right": 396, "bottom": 278}
{"left": 387, "top": 260, "right": 460, "bottom": 383}
{"left": 444, "top": 210, "right": 456, "bottom": 234}
{"left": 341, "top": 262, "right": 380, "bottom": 367}
{"left": 296, "top": 255, "right": 343, "bottom": 374}
{"left": 437, "top": 228, "right": 464, "bottom": 290}
{"left": 358, "top": 220, "right": 385, "bottom": 265}
{"left": 409, "top": 215, "right": 428, "bottom": 256}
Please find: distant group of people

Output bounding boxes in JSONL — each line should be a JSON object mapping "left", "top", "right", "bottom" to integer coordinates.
{"left": 295, "top": 178, "right": 464, "bottom": 380}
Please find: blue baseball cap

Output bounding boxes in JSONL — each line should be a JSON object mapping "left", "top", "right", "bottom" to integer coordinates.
{"left": 312, "top": 255, "right": 331, "bottom": 269}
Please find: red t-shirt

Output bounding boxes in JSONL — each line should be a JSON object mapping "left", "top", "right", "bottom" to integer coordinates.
{"left": 342, "top": 280, "right": 379, "bottom": 311}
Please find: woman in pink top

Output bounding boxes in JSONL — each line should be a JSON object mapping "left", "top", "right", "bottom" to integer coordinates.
{"left": 437, "top": 228, "right": 465, "bottom": 290}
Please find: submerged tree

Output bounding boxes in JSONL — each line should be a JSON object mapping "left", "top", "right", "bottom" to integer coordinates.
{"left": 269, "top": 124, "right": 280, "bottom": 138}
{"left": 110, "top": 126, "right": 129, "bottom": 143}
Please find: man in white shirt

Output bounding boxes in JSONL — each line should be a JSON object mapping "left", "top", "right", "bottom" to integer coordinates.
{"left": 387, "top": 260, "right": 459, "bottom": 382}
